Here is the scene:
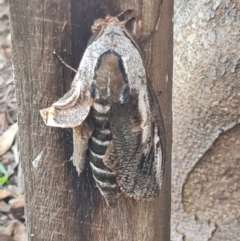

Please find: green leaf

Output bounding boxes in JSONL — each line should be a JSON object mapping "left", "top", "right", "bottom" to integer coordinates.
{"left": 0, "top": 163, "right": 8, "bottom": 185}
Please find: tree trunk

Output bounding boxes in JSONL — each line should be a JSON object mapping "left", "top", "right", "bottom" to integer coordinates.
{"left": 172, "top": 1, "right": 240, "bottom": 240}
{"left": 9, "top": 0, "right": 172, "bottom": 240}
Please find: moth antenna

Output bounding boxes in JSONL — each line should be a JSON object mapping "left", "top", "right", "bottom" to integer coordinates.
{"left": 53, "top": 50, "right": 77, "bottom": 73}
{"left": 122, "top": 16, "right": 135, "bottom": 25}
{"left": 124, "top": 17, "right": 142, "bottom": 40}
{"left": 140, "top": 0, "right": 163, "bottom": 45}
{"left": 122, "top": 18, "right": 142, "bottom": 54}
{"left": 115, "top": 9, "right": 135, "bottom": 19}
{"left": 140, "top": 16, "right": 160, "bottom": 45}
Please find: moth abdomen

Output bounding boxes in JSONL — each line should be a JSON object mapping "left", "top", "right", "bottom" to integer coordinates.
{"left": 90, "top": 161, "right": 115, "bottom": 179}
{"left": 89, "top": 137, "right": 109, "bottom": 155}
{"left": 89, "top": 148, "right": 119, "bottom": 204}
{"left": 88, "top": 99, "right": 120, "bottom": 203}
{"left": 89, "top": 101, "right": 112, "bottom": 156}
{"left": 90, "top": 161, "right": 119, "bottom": 205}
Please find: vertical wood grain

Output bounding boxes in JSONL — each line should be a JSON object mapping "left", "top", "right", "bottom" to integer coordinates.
{"left": 9, "top": 0, "right": 172, "bottom": 240}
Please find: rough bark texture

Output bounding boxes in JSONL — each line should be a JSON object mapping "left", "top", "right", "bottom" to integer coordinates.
{"left": 172, "top": 0, "right": 240, "bottom": 240}
{"left": 9, "top": 0, "right": 172, "bottom": 240}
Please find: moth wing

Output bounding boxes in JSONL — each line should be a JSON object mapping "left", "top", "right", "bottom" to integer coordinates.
{"left": 52, "top": 78, "right": 82, "bottom": 108}
{"left": 40, "top": 89, "right": 92, "bottom": 128}
{"left": 110, "top": 87, "right": 165, "bottom": 199}
{"left": 102, "top": 141, "right": 118, "bottom": 171}
{"left": 72, "top": 121, "right": 93, "bottom": 174}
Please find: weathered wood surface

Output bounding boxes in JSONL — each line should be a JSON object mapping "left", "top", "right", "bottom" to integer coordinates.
{"left": 9, "top": 0, "right": 172, "bottom": 240}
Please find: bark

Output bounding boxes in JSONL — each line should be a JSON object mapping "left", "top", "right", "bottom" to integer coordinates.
{"left": 9, "top": 0, "right": 172, "bottom": 241}
{"left": 172, "top": 1, "right": 240, "bottom": 240}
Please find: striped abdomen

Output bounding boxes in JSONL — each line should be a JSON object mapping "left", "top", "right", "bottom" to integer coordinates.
{"left": 88, "top": 100, "right": 119, "bottom": 203}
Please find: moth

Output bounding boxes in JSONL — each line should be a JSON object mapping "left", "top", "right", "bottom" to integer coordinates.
{"left": 40, "top": 13, "right": 165, "bottom": 205}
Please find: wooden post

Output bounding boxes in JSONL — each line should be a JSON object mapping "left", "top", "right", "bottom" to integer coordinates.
{"left": 9, "top": 0, "right": 172, "bottom": 240}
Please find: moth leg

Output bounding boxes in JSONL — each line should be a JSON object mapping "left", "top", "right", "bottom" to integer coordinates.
{"left": 102, "top": 141, "right": 118, "bottom": 171}
{"left": 53, "top": 50, "right": 77, "bottom": 73}
{"left": 72, "top": 121, "right": 93, "bottom": 175}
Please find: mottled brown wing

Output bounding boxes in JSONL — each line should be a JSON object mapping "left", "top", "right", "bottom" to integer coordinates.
{"left": 40, "top": 89, "right": 92, "bottom": 128}
{"left": 109, "top": 88, "right": 165, "bottom": 199}
{"left": 40, "top": 84, "right": 93, "bottom": 174}
{"left": 72, "top": 121, "right": 93, "bottom": 174}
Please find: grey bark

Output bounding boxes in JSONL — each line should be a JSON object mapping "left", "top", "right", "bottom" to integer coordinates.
{"left": 9, "top": 0, "right": 172, "bottom": 240}
{"left": 172, "top": 1, "right": 240, "bottom": 240}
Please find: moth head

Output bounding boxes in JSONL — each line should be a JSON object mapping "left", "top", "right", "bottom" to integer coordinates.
{"left": 91, "top": 15, "right": 120, "bottom": 33}
{"left": 89, "top": 15, "right": 124, "bottom": 43}
{"left": 89, "top": 14, "right": 142, "bottom": 53}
